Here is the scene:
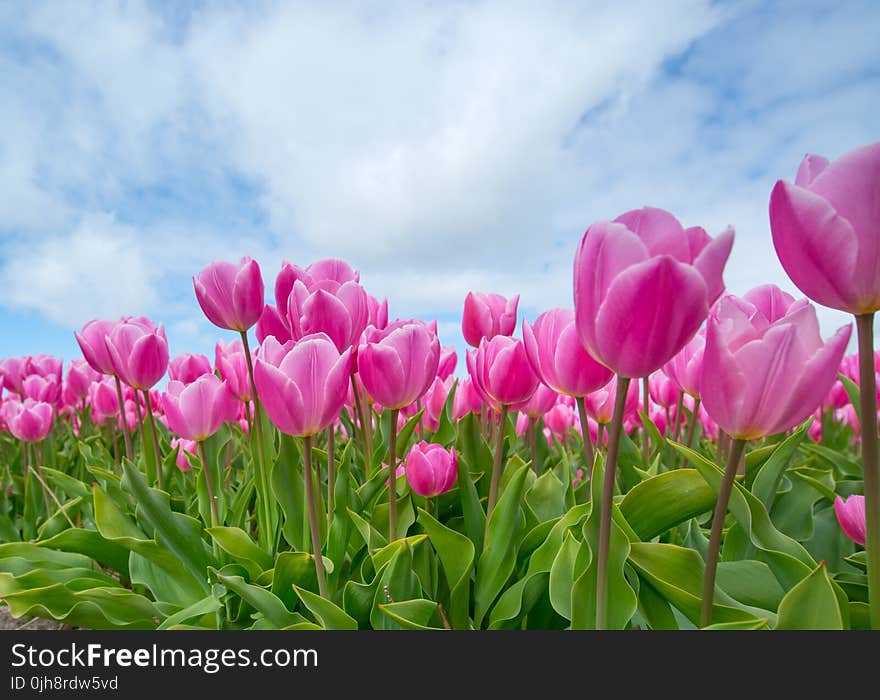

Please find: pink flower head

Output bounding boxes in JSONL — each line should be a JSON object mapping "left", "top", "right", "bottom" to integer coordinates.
{"left": 65, "top": 359, "right": 100, "bottom": 402}
{"left": 161, "top": 374, "right": 238, "bottom": 442}
{"left": 513, "top": 382, "right": 558, "bottom": 419}
{"left": 834, "top": 495, "right": 866, "bottom": 546}
{"left": 287, "top": 278, "right": 369, "bottom": 353}
{"left": 215, "top": 339, "right": 253, "bottom": 402}
{"left": 5, "top": 398, "right": 54, "bottom": 442}
{"left": 168, "top": 353, "right": 213, "bottom": 385}
{"left": 105, "top": 319, "right": 169, "bottom": 391}
{"left": 470, "top": 335, "right": 539, "bottom": 410}
{"left": 437, "top": 346, "right": 458, "bottom": 380}
{"left": 405, "top": 441, "right": 458, "bottom": 498}
{"left": 451, "top": 376, "right": 483, "bottom": 420}
{"left": 462, "top": 291, "right": 519, "bottom": 348}
{"left": 193, "top": 257, "right": 265, "bottom": 332}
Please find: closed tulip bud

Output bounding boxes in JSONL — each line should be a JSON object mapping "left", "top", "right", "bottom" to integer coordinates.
{"left": 171, "top": 437, "right": 197, "bottom": 471}
{"left": 514, "top": 383, "right": 558, "bottom": 418}
{"left": 105, "top": 319, "right": 169, "bottom": 391}
{"left": 89, "top": 378, "right": 120, "bottom": 419}
{"left": 215, "top": 339, "right": 253, "bottom": 402}
{"left": 287, "top": 279, "right": 369, "bottom": 352}
{"left": 161, "top": 374, "right": 238, "bottom": 442}
{"left": 22, "top": 374, "right": 61, "bottom": 405}
{"left": 770, "top": 142, "right": 880, "bottom": 314}
{"left": 422, "top": 376, "right": 454, "bottom": 432}
{"left": 662, "top": 330, "right": 705, "bottom": 398}
{"left": 6, "top": 399, "right": 53, "bottom": 442}
{"left": 66, "top": 359, "right": 100, "bottom": 401}
{"left": 648, "top": 371, "right": 679, "bottom": 408}
{"left": 168, "top": 353, "right": 213, "bottom": 384}
{"left": 834, "top": 495, "right": 866, "bottom": 546}
{"left": 405, "top": 441, "right": 458, "bottom": 498}
{"left": 254, "top": 334, "right": 351, "bottom": 437}
{"left": 583, "top": 375, "right": 639, "bottom": 425}
{"left": 0, "top": 356, "right": 29, "bottom": 394}
{"left": 75, "top": 319, "right": 118, "bottom": 375}
{"left": 523, "top": 308, "right": 613, "bottom": 397}
{"left": 437, "top": 346, "right": 458, "bottom": 380}
{"left": 451, "top": 377, "right": 483, "bottom": 420}
{"left": 367, "top": 294, "right": 389, "bottom": 330}
{"left": 193, "top": 257, "right": 265, "bottom": 332}
{"left": 358, "top": 321, "right": 440, "bottom": 410}
{"left": 544, "top": 402, "right": 576, "bottom": 442}
{"left": 574, "top": 208, "right": 734, "bottom": 378}
{"left": 462, "top": 291, "right": 519, "bottom": 348}
{"left": 701, "top": 289, "right": 851, "bottom": 440}
{"left": 471, "top": 335, "right": 539, "bottom": 409}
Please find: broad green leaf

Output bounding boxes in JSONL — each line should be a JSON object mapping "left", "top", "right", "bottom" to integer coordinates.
{"left": 776, "top": 562, "right": 847, "bottom": 630}
{"left": 379, "top": 599, "right": 443, "bottom": 630}
{"left": 293, "top": 584, "right": 358, "bottom": 630}
{"left": 750, "top": 422, "right": 810, "bottom": 509}
{"left": 703, "top": 618, "right": 770, "bottom": 630}
{"left": 157, "top": 595, "right": 222, "bottom": 630}
{"left": 213, "top": 569, "right": 299, "bottom": 628}
{"left": 207, "top": 526, "right": 273, "bottom": 578}
{"left": 38, "top": 528, "right": 130, "bottom": 576}
{"left": 716, "top": 560, "right": 784, "bottom": 612}
{"left": 620, "top": 469, "right": 715, "bottom": 540}
{"left": 417, "top": 508, "right": 474, "bottom": 630}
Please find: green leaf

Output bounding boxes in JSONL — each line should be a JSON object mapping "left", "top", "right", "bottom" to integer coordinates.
{"left": 716, "top": 560, "right": 785, "bottom": 612}
{"left": 703, "top": 618, "right": 770, "bottom": 630}
{"left": 750, "top": 421, "right": 810, "bottom": 510}
{"left": 157, "top": 595, "right": 222, "bottom": 630}
{"left": 213, "top": 569, "right": 299, "bottom": 628}
{"left": 473, "top": 462, "right": 529, "bottom": 627}
{"left": 417, "top": 508, "right": 474, "bottom": 630}
{"left": 37, "top": 528, "right": 130, "bottom": 576}
{"left": 548, "top": 531, "right": 581, "bottom": 621}
{"left": 775, "top": 562, "right": 847, "bottom": 630}
{"left": 455, "top": 454, "right": 486, "bottom": 556}
{"left": 839, "top": 374, "right": 861, "bottom": 422}
{"left": 620, "top": 469, "right": 715, "bottom": 540}
{"left": 272, "top": 435, "right": 307, "bottom": 551}
{"left": 370, "top": 542, "right": 423, "bottom": 630}
{"left": 526, "top": 469, "right": 567, "bottom": 522}
{"left": 293, "top": 584, "right": 358, "bottom": 630}
{"left": 207, "top": 527, "right": 273, "bottom": 578}
{"left": 379, "top": 599, "right": 443, "bottom": 630}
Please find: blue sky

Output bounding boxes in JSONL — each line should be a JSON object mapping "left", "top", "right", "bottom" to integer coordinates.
{"left": 1, "top": 0, "right": 878, "bottom": 369}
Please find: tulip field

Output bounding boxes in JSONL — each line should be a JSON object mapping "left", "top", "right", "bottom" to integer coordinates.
{"left": 0, "top": 142, "right": 878, "bottom": 631}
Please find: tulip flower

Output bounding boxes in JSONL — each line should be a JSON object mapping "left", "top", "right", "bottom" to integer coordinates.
{"left": 544, "top": 402, "right": 578, "bottom": 444}
{"left": 254, "top": 333, "right": 351, "bottom": 596}
{"left": 405, "top": 441, "right": 458, "bottom": 499}
{"left": 770, "top": 142, "right": 880, "bottom": 629}
{"left": 0, "top": 357, "right": 29, "bottom": 395}
{"left": 89, "top": 379, "right": 120, "bottom": 421}
{"left": 75, "top": 319, "right": 118, "bottom": 376}
{"left": 573, "top": 207, "right": 734, "bottom": 630}
{"left": 256, "top": 304, "right": 292, "bottom": 345}
{"left": 462, "top": 291, "right": 519, "bottom": 348}
{"left": 193, "top": 257, "right": 264, "bottom": 332}
{"left": 5, "top": 399, "right": 53, "bottom": 443}
{"left": 697, "top": 289, "right": 850, "bottom": 627}
{"left": 421, "top": 376, "right": 455, "bottom": 432}
{"left": 437, "top": 346, "right": 458, "bottom": 380}
{"left": 286, "top": 279, "right": 369, "bottom": 353}
{"left": 214, "top": 340, "right": 254, "bottom": 403}
{"left": 162, "top": 375, "right": 237, "bottom": 443}
{"left": 66, "top": 359, "right": 100, "bottom": 404}
{"left": 171, "top": 438, "right": 197, "bottom": 472}
{"left": 452, "top": 377, "right": 483, "bottom": 421}
{"left": 835, "top": 495, "right": 867, "bottom": 546}
{"left": 21, "top": 374, "right": 61, "bottom": 406}
{"left": 168, "top": 353, "right": 213, "bottom": 385}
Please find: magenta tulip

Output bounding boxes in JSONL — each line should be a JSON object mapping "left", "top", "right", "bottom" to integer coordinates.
{"left": 5, "top": 399, "right": 53, "bottom": 442}
{"left": 287, "top": 279, "right": 369, "bottom": 352}
{"left": 835, "top": 495, "right": 867, "bottom": 546}
{"left": 462, "top": 291, "right": 519, "bottom": 348}
{"left": 254, "top": 334, "right": 351, "bottom": 437}
{"left": 574, "top": 208, "right": 734, "bottom": 379}
{"left": 168, "top": 353, "right": 213, "bottom": 384}
{"left": 0, "top": 357, "right": 29, "bottom": 394}
{"left": 405, "top": 441, "right": 458, "bottom": 498}
{"left": 514, "top": 383, "right": 558, "bottom": 418}
{"left": 367, "top": 294, "right": 389, "bottom": 330}
{"left": 22, "top": 374, "right": 61, "bottom": 405}
{"left": 89, "top": 379, "right": 120, "bottom": 420}
{"left": 105, "top": 319, "right": 169, "bottom": 391}
{"left": 648, "top": 371, "right": 679, "bottom": 409}
{"left": 214, "top": 340, "right": 253, "bottom": 402}
{"left": 161, "top": 374, "right": 238, "bottom": 442}
{"left": 452, "top": 377, "right": 483, "bottom": 420}
{"left": 437, "top": 346, "right": 458, "bottom": 380}
{"left": 194, "top": 257, "right": 265, "bottom": 332}
{"left": 662, "top": 331, "right": 705, "bottom": 399}
{"left": 421, "top": 376, "right": 455, "bottom": 432}
{"left": 66, "top": 359, "right": 100, "bottom": 402}
{"left": 523, "top": 308, "right": 613, "bottom": 397}
{"left": 701, "top": 290, "right": 851, "bottom": 440}
{"left": 358, "top": 321, "right": 440, "bottom": 410}
{"left": 256, "top": 304, "right": 292, "bottom": 345}
{"left": 770, "top": 142, "right": 880, "bottom": 314}
{"left": 583, "top": 375, "right": 639, "bottom": 425}
{"left": 470, "top": 335, "right": 539, "bottom": 409}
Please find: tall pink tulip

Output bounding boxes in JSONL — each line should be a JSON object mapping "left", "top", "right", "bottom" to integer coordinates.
{"left": 514, "top": 383, "right": 558, "bottom": 419}
{"left": 405, "top": 442, "right": 458, "bottom": 498}
{"left": 214, "top": 340, "right": 253, "bottom": 403}
{"left": 105, "top": 319, "right": 169, "bottom": 391}
{"left": 256, "top": 304, "right": 292, "bottom": 345}
{"left": 6, "top": 399, "right": 53, "bottom": 443}
{"left": 193, "top": 257, "right": 264, "bottom": 332}
{"left": 462, "top": 292, "right": 519, "bottom": 348}
{"left": 770, "top": 142, "right": 880, "bottom": 629}
{"left": 161, "top": 375, "right": 237, "bottom": 443}
{"left": 421, "top": 376, "right": 455, "bottom": 432}
{"left": 437, "top": 346, "right": 458, "bottom": 380}
{"left": 0, "top": 357, "right": 29, "bottom": 395}
{"left": 287, "top": 279, "right": 369, "bottom": 353}
{"left": 21, "top": 374, "right": 61, "bottom": 406}
{"left": 698, "top": 289, "right": 850, "bottom": 628}
{"left": 66, "top": 359, "right": 100, "bottom": 404}
{"left": 835, "top": 495, "right": 867, "bottom": 546}
{"left": 75, "top": 320, "right": 118, "bottom": 376}
{"left": 452, "top": 377, "right": 483, "bottom": 421}
{"left": 168, "top": 353, "right": 212, "bottom": 384}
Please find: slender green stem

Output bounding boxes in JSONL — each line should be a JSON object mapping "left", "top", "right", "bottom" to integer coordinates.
{"left": 143, "top": 391, "right": 164, "bottom": 491}
{"left": 700, "top": 437, "right": 747, "bottom": 627}
{"left": 596, "top": 375, "right": 631, "bottom": 630}
{"left": 576, "top": 396, "right": 595, "bottom": 478}
{"left": 303, "top": 435, "right": 327, "bottom": 597}
{"left": 113, "top": 375, "right": 133, "bottom": 460}
{"left": 198, "top": 441, "right": 220, "bottom": 529}
{"left": 597, "top": 422, "right": 605, "bottom": 451}
{"left": 528, "top": 418, "right": 538, "bottom": 474}
{"left": 240, "top": 330, "right": 273, "bottom": 552}
{"left": 672, "top": 391, "right": 684, "bottom": 443}
{"left": 351, "top": 374, "right": 373, "bottom": 474}
{"left": 679, "top": 397, "right": 702, "bottom": 467}
{"left": 486, "top": 404, "right": 510, "bottom": 535}
{"left": 856, "top": 313, "right": 880, "bottom": 630}
{"left": 326, "top": 425, "right": 336, "bottom": 529}
{"left": 641, "top": 377, "right": 650, "bottom": 465}
{"left": 28, "top": 465, "right": 75, "bottom": 529}
{"left": 388, "top": 408, "right": 400, "bottom": 542}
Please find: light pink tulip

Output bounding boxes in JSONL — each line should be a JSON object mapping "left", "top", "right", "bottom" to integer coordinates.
{"left": 437, "top": 346, "right": 458, "bottom": 380}
{"left": 451, "top": 377, "right": 483, "bottom": 420}
{"left": 462, "top": 292, "right": 519, "bottom": 348}
{"left": 834, "top": 495, "right": 867, "bottom": 546}
{"left": 168, "top": 353, "right": 213, "bottom": 384}
{"left": 214, "top": 340, "right": 253, "bottom": 402}
{"left": 193, "top": 257, "right": 264, "bottom": 332}
{"left": 514, "top": 383, "right": 558, "bottom": 418}
{"left": 66, "top": 359, "right": 100, "bottom": 402}
{"left": 405, "top": 441, "right": 458, "bottom": 498}
{"left": 583, "top": 375, "right": 639, "bottom": 425}
{"left": 287, "top": 279, "right": 369, "bottom": 353}
{"left": 105, "top": 319, "right": 169, "bottom": 391}
{"left": 162, "top": 374, "right": 238, "bottom": 442}
{"left": 5, "top": 399, "right": 53, "bottom": 442}
{"left": 256, "top": 304, "right": 292, "bottom": 345}
{"left": 662, "top": 330, "right": 705, "bottom": 398}
{"left": 0, "top": 357, "right": 29, "bottom": 394}
{"left": 470, "top": 335, "right": 539, "bottom": 409}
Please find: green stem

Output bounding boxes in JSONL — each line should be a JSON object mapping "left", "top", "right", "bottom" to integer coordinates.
{"left": 113, "top": 375, "right": 133, "bottom": 460}
{"left": 388, "top": 408, "right": 400, "bottom": 542}
{"left": 700, "top": 437, "right": 747, "bottom": 627}
{"left": 303, "top": 435, "right": 327, "bottom": 597}
{"left": 143, "top": 390, "right": 164, "bottom": 491}
{"left": 528, "top": 418, "right": 538, "bottom": 474}
{"left": 326, "top": 425, "right": 336, "bottom": 530}
{"left": 351, "top": 374, "right": 373, "bottom": 475}
{"left": 856, "top": 313, "right": 880, "bottom": 630}
{"left": 198, "top": 441, "right": 220, "bottom": 529}
{"left": 672, "top": 391, "right": 684, "bottom": 443}
{"left": 241, "top": 330, "right": 273, "bottom": 552}
{"left": 596, "top": 375, "right": 631, "bottom": 630}
{"left": 486, "top": 404, "right": 510, "bottom": 540}
{"left": 641, "top": 377, "right": 650, "bottom": 465}
{"left": 679, "top": 397, "right": 702, "bottom": 467}
{"left": 576, "top": 396, "right": 595, "bottom": 478}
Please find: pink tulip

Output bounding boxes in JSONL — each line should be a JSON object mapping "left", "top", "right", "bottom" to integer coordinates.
{"left": 358, "top": 321, "right": 440, "bottom": 410}
{"left": 544, "top": 402, "right": 577, "bottom": 442}
{"left": 421, "top": 376, "right": 455, "bottom": 432}
{"left": 286, "top": 279, "right": 369, "bottom": 352}
{"left": 66, "top": 359, "right": 100, "bottom": 402}
{"left": 583, "top": 375, "right": 639, "bottom": 425}
{"left": 437, "top": 346, "right": 458, "bottom": 380}
{"left": 515, "top": 412, "right": 530, "bottom": 437}
{"left": 168, "top": 353, "right": 213, "bottom": 384}
{"left": 523, "top": 308, "right": 614, "bottom": 397}
{"left": 5, "top": 399, "right": 53, "bottom": 442}
{"left": 662, "top": 331, "right": 705, "bottom": 398}
{"left": 452, "top": 377, "right": 483, "bottom": 420}
{"left": 254, "top": 334, "right": 351, "bottom": 437}
{"left": 27, "top": 354, "right": 63, "bottom": 382}
{"left": 367, "top": 294, "right": 389, "bottom": 331}
{"left": 193, "top": 257, "right": 265, "bottom": 332}
{"left": 105, "top": 319, "right": 169, "bottom": 391}
{"left": 648, "top": 371, "right": 679, "bottom": 408}
{"left": 405, "top": 441, "right": 458, "bottom": 498}
{"left": 573, "top": 208, "right": 734, "bottom": 378}
{"left": 256, "top": 304, "right": 292, "bottom": 345}
{"left": 462, "top": 292, "right": 519, "bottom": 348}
{"left": 701, "top": 289, "right": 851, "bottom": 440}
{"left": 21, "top": 374, "right": 61, "bottom": 405}
{"left": 470, "top": 335, "right": 539, "bottom": 410}
{"left": 835, "top": 495, "right": 867, "bottom": 546}
{"left": 171, "top": 437, "right": 197, "bottom": 471}
{"left": 162, "top": 374, "right": 238, "bottom": 442}
{"left": 769, "top": 142, "right": 880, "bottom": 314}
{"left": 514, "top": 383, "right": 558, "bottom": 418}
{"left": 75, "top": 319, "right": 120, "bottom": 375}
{"left": 89, "top": 378, "right": 120, "bottom": 419}
{"left": 214, "top": 340, "right": 253, "bottom": 402}
{"left": 0, "top": 357, "right": 29, "bottom": 394}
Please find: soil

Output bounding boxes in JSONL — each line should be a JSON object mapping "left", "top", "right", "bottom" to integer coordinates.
{"left": 0, "top": 605, "right": 72, "bottom": 630}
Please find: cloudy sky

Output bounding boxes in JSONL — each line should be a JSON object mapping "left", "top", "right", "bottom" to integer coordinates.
{"left": 1, "top": 0, "right": 878, "bottom": 367}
